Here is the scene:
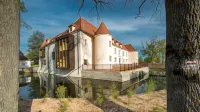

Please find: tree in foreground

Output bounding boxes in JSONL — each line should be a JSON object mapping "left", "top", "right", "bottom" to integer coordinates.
{"left": 76, "top": 0, "right": 200, "bottom": 111}
{"left": 0, "top": 0, "right": 20, "bottom": 111}
{"left": 26, "top": 31, "right": 45, "bottom": 65}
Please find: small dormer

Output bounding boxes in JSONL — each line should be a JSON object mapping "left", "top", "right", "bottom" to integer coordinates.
{"left": 112, "top": 40, "right": 115, "bottom": 44}
{"left": 120, "top": 45, "right": 122, "bottom": 48}
{"left": 68, "top": 24, "right": 76, "bottom": 32}
{"left": 116, "top": 43, "right": 119, "bottom": 46}
{"left": 47, "top": 39, "right": 50, "bottom": 43}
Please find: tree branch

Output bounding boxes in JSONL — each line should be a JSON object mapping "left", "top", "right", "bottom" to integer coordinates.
{"left": 77, "top": 0, "right": 114, "bottom": 20}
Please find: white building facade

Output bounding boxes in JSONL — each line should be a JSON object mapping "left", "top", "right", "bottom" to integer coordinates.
{"left": 19, "top": 51, "right": 31, "bottom": 69}
{"left": 38, "top": 17, "right": 138, "bottom": 77}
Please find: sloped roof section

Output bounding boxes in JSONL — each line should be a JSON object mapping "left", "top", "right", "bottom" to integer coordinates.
{"left": 40, "top": 38, "right": 52, "bottom": 49}
{"left": 40, "top": 39, "right": 47, "bottom": 49}
{"left": 42, "top": 17, "right": 136, "bottom": 52}
{"left": 57, "top": 17, "right": 97, "bottom": 38}
{"left": 19, "top": 51, "right": 28, "bottom": 60}
{"left": 112, "top": 38, "right": 127, "bottom": 51}
{"left": 72, "top": 17, "right": 97, "bottom": 36}
{"left": 124, "top": 44, "right": 137, "bottom": 52}
{"left": 95, "top": 22, "right": 110, "bottom": 35}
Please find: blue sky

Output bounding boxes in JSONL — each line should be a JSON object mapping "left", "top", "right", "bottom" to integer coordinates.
{"left": 20, "top": 0, "right": 166, "bottom": 56}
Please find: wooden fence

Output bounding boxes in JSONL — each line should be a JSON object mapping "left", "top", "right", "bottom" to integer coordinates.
{"left": 82, "top": 63, "right": 148, "bottom": 72}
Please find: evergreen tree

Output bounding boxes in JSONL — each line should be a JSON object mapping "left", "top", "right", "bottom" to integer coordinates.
{"left": 26, "top": 31, "right": 45, "bottom": 64}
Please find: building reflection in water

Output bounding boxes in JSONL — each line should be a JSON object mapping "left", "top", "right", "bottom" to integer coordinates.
{"left": 37, "top": 71, "right": 150, "bottom": 101}
{"left": 19, "top": 70, "right": 166, "bottom": 101}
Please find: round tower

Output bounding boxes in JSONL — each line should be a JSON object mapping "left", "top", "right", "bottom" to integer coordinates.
{"left": 94, "top": 22, "right": 112, "bottom": 65}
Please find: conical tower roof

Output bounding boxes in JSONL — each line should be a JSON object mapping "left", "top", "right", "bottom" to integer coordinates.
{"left": 95, "top": 22, "right": 110, "bottom": 35}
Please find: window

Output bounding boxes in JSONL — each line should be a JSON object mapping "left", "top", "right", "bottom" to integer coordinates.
{"left": 118, "top": 50, "right": 120, "bottom": 55}
{"left": 70, "top": 27, "right": 73, "bottom": 32}
{"left": 123, "top": 59, "right": 125, "bottom": 63}
{"left": 115, "top": 57, "right": 117, "bottom": 62}
{"left": 122, "top": 51, "right": 124, "bottom": 56}
{"left": 126, "top": 52, "right": 128, "bottom": 57}
{"left": 109, "top": 41, "right": 111, "bottom": 47}
{"left": 126, "top": 59, "right": 128, "bottom": 63}
{"left": 84, "top": 59, "right": 88, "bottom": 65}
{"left": 43, "top": 59, "right": 46, "bottom": 65}
{"left": 56, "top": 38, "right": 69, "bottom": 68}
{"left": 109, "top": 56, "right": 112, "bottom": 61}
{"left": 84, "top": 39, "right": 87, "bottom": 45}
{"left": 40, "top": 49, "right": 45, "bottom": 58}
{"left": 114, "top": 48, "right": 116, "bottom": 54}
{"left": 119, "top": 58, "right": 121, "bottom": 63}
{"left": 52, "top": 51, "right": 55, "bottom": 60}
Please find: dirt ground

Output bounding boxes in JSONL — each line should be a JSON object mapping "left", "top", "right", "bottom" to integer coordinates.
{"left": 19, "top": 90, "right": 166, "bottom": 112}
{"left": 109, "top": 90, "right": 167, "bottom": 112}
{"left": 19, "top": 98, "right": 103, "bottom": 112}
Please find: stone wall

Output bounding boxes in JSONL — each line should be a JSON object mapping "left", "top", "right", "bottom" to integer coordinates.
{"left": 82, "top": 67, "right": 149, "bottom": 82}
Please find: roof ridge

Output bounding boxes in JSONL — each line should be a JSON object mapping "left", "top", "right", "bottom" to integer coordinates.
{"left": 79, "top": 17, "right": 97, "bottom": 29}
{"left": 112, "top": 37, "right": 123, "bottom": 45}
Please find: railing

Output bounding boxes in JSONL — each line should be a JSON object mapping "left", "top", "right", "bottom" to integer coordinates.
{"left": 148, "top": 63, "right": 165, "bottom": 69}
{"left": 82, "top": 63, "right": 148, "bottom": 72}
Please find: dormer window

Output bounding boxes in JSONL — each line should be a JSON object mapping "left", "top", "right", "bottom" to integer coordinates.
{"left": 68, "top": 24, "right": 76, "bottom": 32}
{"left": 116, "top": 43, "right": 119, "bottom": 46}
{"left": 120, "top": 45, "right": 122, "bottom": 48}
{"left": 70, "top": 27, "right": 73, "bottom": 31}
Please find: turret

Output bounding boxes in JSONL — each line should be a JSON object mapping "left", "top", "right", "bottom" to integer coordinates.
{"left": 94, "top": 22, "right": 113, "bottom": 64}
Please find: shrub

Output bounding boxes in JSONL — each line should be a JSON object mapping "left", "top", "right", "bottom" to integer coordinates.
{"left": 144, "top": 79, "right": 156, "bottom": 93}
{"left": 95, "top": 85, "right": 106, "bottom": 107}
{"left": 78, "top": 90, "right": 85, "bottom": 98}
{"left": 110, "top": 82, "right": 119, "bottom": 99}
{"left": 59, "top": 101, "right": 68, "bottom": 112}
{"left": 86, "top": 80, "right": 92, "bottom": 88}
{"left": 56, "top": 85, "right": 66, "bottom": 98}
{"left": 42, "top": 92, "right": 49, "bottom": 103}
{"left": 96, "top": 93, "right": 105, "bottom": 107}
{"left": 150, "top": 107, "right": 166, "bottom": 112}
{"left": 127, "top": 89, "right": 132, "bottom": 98}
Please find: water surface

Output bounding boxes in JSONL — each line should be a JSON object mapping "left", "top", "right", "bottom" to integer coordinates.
{"left": 19, "top": 70, "right": 166, "bottom": 100}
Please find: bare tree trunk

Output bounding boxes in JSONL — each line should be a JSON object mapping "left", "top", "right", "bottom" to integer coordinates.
{"left": 0, "top": 0, "right": 20, "bottom": 112}
{"left": 166, "top": 0, "right": 200, "bottom": 111}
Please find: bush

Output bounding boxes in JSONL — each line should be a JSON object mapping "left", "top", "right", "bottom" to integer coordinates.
{"left": 59, "top": 101, "right": 68, "bottom": 112}
{"left": 110, "top": 82, "right": 119, "bottom": 99}
{"left": 96, "top": 93, "right": 105, "bottom": 107}
{"left": 86, "top": 80, "right": 91, "bottom": 88}
{"left": 144, "top": 79, "right": 156, "bottom": 93}
{"left": 150, "top": 107, "right": 166, "bottom": 112}
{"left": 127, "top": 89, "right": 132, "bottom": 98}
{"left": 56, "top": 85, "right": 66, "bottom": 98}
{"left": 95, "top": 85, "right": 105, "bottom": 107}
{"left": 78, "top": 90, "right": 85, "bottom": 98}
{"left": 42, "top": 92, "right": 49, "bottom": 103}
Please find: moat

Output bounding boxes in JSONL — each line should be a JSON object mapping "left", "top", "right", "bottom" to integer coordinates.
{"left": 19, "top": 69, "right": 166, "bottom": 100}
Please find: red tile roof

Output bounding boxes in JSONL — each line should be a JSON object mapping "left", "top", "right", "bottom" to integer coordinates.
{"left": 41, "top": 17, "right": 137, "bottom": 52}
{"left": 64, "top": 17, "right": 97, "bottom": 37}
{"left": 40, "top": 38, "right": 52, "bottom": 49}
{"left": 95, "top": 22, "right": 110, "bottom": 35}
{"left": 124, "top": 44, "right": 137, "bottom": 51}
{"left": 40, "top": 39, "right": 47, "bottom": 49}
{"left": 112, "top": 38, "right": 128, "bottom": 51}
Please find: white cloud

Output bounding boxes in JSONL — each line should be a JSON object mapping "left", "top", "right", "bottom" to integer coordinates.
{"left": 99, "top": 17, "right": 165, "bottom": 32}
